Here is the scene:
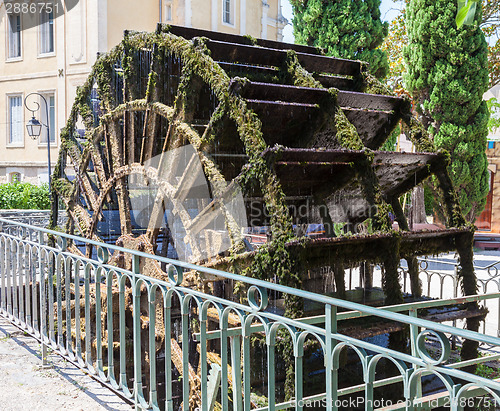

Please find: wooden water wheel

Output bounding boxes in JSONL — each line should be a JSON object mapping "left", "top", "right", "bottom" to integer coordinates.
{"left": 50, "top": 24, "right": 483, "bottom": 409}
{"left": 54, "top": 25, "right": 476, "bottom": 303}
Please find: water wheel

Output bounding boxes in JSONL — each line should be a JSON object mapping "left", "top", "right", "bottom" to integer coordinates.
{"left": 54, "top": 25, "right": 474, "bottom": 298}
{"left": 56, "top": 40, "right": 249, "bottom": 267}
{"left": 50, "top": 24, "right": 480, "bottom": 409}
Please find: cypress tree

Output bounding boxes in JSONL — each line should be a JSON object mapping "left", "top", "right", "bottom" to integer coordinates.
{"left": 405, "top": 0, "right": 490, "bottom": 220}
{"left": 290, "top": 0, "right": 389, "bottom": 79}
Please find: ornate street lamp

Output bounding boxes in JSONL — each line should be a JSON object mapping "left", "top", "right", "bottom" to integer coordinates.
{"left": 26, "top": 117, "right": 43, "bottom": 138}
{"left": 24, "top": 93, "right": 52, "bottom": 195}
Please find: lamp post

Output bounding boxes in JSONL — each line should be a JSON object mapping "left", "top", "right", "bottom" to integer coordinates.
{"left": 24, "top": 93, "right": 51, "bottom": 195}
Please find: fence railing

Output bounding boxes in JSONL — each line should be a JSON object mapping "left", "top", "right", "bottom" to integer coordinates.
{"left": 402, "top": 257, "right": 500, "bottom": 339}
{"left": 339, "top": 256, "right": 500, "bottom": 339}
{"left": 1, "top": 217, "right": 500, "bottom": 410}
{"left": 0, "top": 210, "right": 67, "bottom": 227}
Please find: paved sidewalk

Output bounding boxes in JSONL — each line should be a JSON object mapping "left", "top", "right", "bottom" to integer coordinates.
{"left": 0, "top": 317, "right": 133, "bottom": 411}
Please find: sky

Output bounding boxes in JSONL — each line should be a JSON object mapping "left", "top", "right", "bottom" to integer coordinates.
{"left": 281, "top": 0, "right": 403, "bottom": 44}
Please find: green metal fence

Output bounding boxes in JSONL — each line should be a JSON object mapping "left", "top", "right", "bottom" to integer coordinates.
{"left": 1, "top": 217, "right": 500, "bottom": 410}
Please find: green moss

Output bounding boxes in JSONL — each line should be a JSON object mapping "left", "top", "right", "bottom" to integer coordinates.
{"left": 145, "top": 71, "right": 158, "bottom": 101}
{"left": 200, "top": 102, "right": 226, "bottom": 146}
{"left": 361, "top": 64, "right": 394, "bottom": 96}
{"left": 282, "top": 50, "right": 322, "bottom": 88}
{"left": 53, "top": 178, "right": 74, "bottom": 198}
{"left": 242, "top": 34, "right": 258, "bottom": 46}
{"left": 455, "top": 231, "right": 480, "bottom": 363}
{"left": 352, "top": 150, "right": 393, "bottom": 232}
{"left": 334, "top": 106, "right": 364, "bottom": 150}
{"left": 431, "top": 152, "right": 467, "bottom": 228}
{"left": 401, "top": 112, "right": 435, "bottom": 153}
{"left": 382, "top": 235, "right": 403, "bottom": 305}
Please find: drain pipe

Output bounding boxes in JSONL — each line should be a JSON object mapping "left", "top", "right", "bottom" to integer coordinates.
{"left": 159, "top": 0, "right": 162, "bottom": 22}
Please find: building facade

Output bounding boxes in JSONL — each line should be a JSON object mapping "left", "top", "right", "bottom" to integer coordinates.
{"left": 476, "top": 142, "right": 498, "bottom": 232}
{"left": 476, "top": 85, "right": 500, "bottom": 232}
{"left": 0, "top": 0, "right": 287, "bottom": 184}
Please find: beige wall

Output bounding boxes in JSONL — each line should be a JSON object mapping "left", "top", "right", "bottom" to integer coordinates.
{"left": 0, "top": 0, "right": 286, "bottom": 184}
{"left": 246, "top": 0, "right": 261, "bottom": 36}
{"left": 0, "top": 8, "right": 60, "bottom": 184}
{"left": 107, "top": 0, "right": 160, "bottom": 50}
{"left": 184, "top": 0, "right": 286, "bottom": 40}
{"left": 105, "top": 0, "right": 287, "bottom": 49}
{"left": 190, "top": 0, "right": 211, "bottom": 30}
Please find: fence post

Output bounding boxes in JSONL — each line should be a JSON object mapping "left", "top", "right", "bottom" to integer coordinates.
{"left": 6, "top": 240, "right": 12, "bottom": 316}
{"left": 242, "top": 315, "right": 251, "bottom": 411}
{"left": 132, "top": 255, "right": 146, "bottom": 409}
{"left": 409, "top": 308, "right": 422, "bottom": 404}
{"left": 230, "top": 335, "right": 243, "bottom": 411}
{"left": 0, "top": 237, "right": 5, "bottom": 313}
{"left": 325, "top": 303, "right": 338, "bottom": 411}
{"left": 41, "top": 342, "right": 49, "bottom": 367}
{"left": 452, "top": 265, "right": 458, "bottom": 350}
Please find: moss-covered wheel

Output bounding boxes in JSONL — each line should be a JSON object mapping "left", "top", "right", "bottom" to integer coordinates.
{"left": 53, "top": 31, "right": 269, "bottom": 267}
{"left": 50, "top": 25, "right": 482, "bottom": 405}
{"left": 54, "top": 26, "right": 476, "bottom": 302}
{"left": 53, "top": 25, "right": 476, "bottom": 300}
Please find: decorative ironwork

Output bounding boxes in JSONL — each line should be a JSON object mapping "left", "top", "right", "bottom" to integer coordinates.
{"left": 1, "top": 218, "right": 500, "bottom": 410}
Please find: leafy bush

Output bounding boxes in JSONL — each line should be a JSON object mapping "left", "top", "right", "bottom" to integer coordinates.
{"left": 487, "top": 97, "right": 500, "bottom": 134}
{"left": 381, "top": 124, "right": 400, "bottom": 151}
{"left": 0, "top": 182, "right": 50, "bottom": 210}
{"left": 424, "top": 185, "right": 435, "bottom": 216}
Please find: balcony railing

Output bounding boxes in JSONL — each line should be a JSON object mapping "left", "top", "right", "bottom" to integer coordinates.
{"left": 1, "top": 216, "right": 500, "bottom": 410}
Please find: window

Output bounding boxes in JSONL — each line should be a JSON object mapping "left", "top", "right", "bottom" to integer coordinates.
{"left": 9, "top": 172, "right": 21, "bottom": 183}
{"left": 8, "top": 95, "right": 23, "bottom": 145}
{"left": 39, "top": 94, "right": 56, "bottom": 144}
{"left": 8, "top": 14, "right": 21, "bottom": 59}
{"left": 39, "top": 10, "right": 54, "bottom": 54}
{"left": 223, "top": 0, "right": 232, "bottom": 24}
{"left": 488, "top": 141, "right": 495, "bottom": 150}
{"left": 166, "top": 4, "right": 172, "bottom": 21}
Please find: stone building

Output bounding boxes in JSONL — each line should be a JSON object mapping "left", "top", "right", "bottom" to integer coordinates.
{"left": 0, "top": 0, "right": 287, "bottom": 184}
{"left": 476, "top": 84, "right": 500, "bottom": 232}
{"left": 476, "top": 142, "right": 500, "bottom": 232}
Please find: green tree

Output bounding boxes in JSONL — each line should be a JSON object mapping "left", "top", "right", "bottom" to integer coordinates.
{"left": 384, "top": 0, "right": 499, "bottom": 86}
{"left": 482, "top": 0, "right": 500, "bottom": 87}
{"left": 455, "top": 0, "right": 500, "bottom": 86}
{"left": 290, "top": 0, "right": 389, "bottom": 79}
{"left": 380, "top": 8, "right": 407, "bottom": 90}
{"left": 404, "top": 0, "right": 490, "bottom": 220}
